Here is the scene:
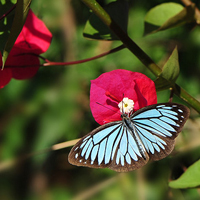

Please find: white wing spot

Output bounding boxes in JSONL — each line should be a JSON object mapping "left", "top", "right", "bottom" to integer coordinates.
{"left": 172, "top": 105, "right": 177, "bottom": 107}
{"left": 180, "top": 120, "right": 183, "bottom": 122}
{"left": 79, "top": 160, "right": 82, "bottom": 163}
{"left": 181, "top": 116, "right": 184, "bottom": 118}
{"left": 178, "top": 109, "right": 183, "bottom": 113}
{"left": 74, "top": 147, "right": 78, "bottom": 151}
{"left": 75, "top": 153, "right": 78, "bottom": 158}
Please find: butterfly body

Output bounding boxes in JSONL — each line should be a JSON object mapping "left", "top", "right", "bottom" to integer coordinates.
{"left": 68, "top": 103, "right": 190, "bottom": 172}
{"left": 123, "top": 115, "right": 147, "bottom": 160}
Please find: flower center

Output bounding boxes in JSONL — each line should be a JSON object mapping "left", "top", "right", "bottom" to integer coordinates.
{"left": 118, "top": 97, "right": 134, "bottom": 114}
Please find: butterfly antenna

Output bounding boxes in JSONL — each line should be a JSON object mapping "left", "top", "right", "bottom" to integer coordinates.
{"left": 121, "top": 94, "right": 126, "bottom": 115}
{"left": 96, "top": 102, "right": 121, "bottom": 116}
{"left": 122, "top": 100, "right": 125, "bottom": 114}
{"left": 121, "top": 93, "right": 126, "bottom": 114}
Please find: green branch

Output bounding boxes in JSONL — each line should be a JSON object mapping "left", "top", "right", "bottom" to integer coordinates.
{"left": 81, "top": 0, "right": 162, "bottom": 76}
{"left": 174, "top": 84, "right": 200, "bottom": 113}
{"left": 81, "top": 0, "right": 200, "bottom": 113}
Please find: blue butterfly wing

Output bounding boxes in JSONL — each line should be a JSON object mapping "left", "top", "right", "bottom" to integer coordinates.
{"left": 131, "top": 103, "right": 190, "bottom": 161}
{"left": 68, "top": 122, "right": 123, "bottom": 169}
{"left": 108, "top": 125, "right": 149, "bottom": 172}
{"left": 68, "top": 103, "right": 189, "bottom": 172}
{"left": 68, "top": 121, "right": 149, "bottom": 172}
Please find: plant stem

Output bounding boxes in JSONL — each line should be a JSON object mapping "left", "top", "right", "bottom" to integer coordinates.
{"left": 81, "top": 0, "right": 200, "bottom": 113}
{"left": 174, "top": 84, "right": 200, "bottom": 113}
{"left": 81, "top": 0, "right": 162, "bottom": 76}
{"left": 181, "top": 0, "right": 192, "bottom": 6}
{"left": 4, "top": 44, "right": 125, "bottom": 68}
{"left": 43, "top": 44, "right": 125, "bottom": 67}
{"left": 181, "top": 0, "right": 200, "bottom": 24}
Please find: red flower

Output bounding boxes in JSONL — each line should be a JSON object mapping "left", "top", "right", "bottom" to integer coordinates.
{"left": 0, "top": 9, "right": 52, "bottom": 88}
{"left": 90, "top": 69, "right": 157, "bottom": 125}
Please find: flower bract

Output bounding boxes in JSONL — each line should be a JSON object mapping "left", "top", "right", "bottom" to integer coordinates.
{"left": 0, "top": 9, "right": 52, "bottom": 88}
{"left": 90, "top": 69, "right": 157, "bottom": 125}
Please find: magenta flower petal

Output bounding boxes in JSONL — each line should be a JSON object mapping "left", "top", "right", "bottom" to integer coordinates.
{"left": 11, "top": 58, "right": 40, "bottom": 80}
{"left": 5, "top": 47, "right": 40, "bottom": 80}
{"left": 0, "top": 9, "right": 52, "bottom": 88}
{"left": 90, "top": 69, "right": 157, "bottom": 125}
{"left": 14, "top": 9, "right": 52, "bottom": 54}
{"left": 11, "top": 65, "right": 39, "bottom": 80}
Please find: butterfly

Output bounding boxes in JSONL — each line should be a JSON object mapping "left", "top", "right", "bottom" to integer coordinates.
{"left": 68, "top": 103, "right": 190, "bottom": 172}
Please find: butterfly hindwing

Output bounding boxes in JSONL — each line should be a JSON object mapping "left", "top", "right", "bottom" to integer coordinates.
{"left": 131, "top": 103, "right": 190, "bottom": 161}
{"left": 108, "top": 125, "right": 149, "bottom": 172}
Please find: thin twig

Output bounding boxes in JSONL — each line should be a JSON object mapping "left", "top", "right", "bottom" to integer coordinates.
{"left": 0, "top": 4, "right": 16, "bottom": 21}
{"left": 0, "top": 138, "right": 80, "bottom": 172}
{"left": 3, "top": 44, "right": 125, "bottom": 68}
{"left": 52, "top": 139, "right": 80, "bottom": 150}
{"left": 43, "top": 44, "right": 125, "bottom": 67}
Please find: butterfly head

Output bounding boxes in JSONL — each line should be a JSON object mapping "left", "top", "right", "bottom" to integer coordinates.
{"left": 118, "top": 97, "right": 134, "bottom": 118}
{"left": 120, "top": 113, "right": 129, "bottom": 120}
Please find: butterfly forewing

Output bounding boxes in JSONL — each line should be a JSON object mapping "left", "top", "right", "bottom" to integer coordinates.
{"left": 68, "top": 122, "right": 123, "bottom": 168}
{"left": 68, "top": 103, "right": 190, "bottom": 172}
{"left": 131, "top": 103, "right": 190, "bottom": 161}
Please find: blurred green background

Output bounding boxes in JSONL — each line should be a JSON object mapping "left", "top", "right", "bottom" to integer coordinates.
{"left": 1, "top": 0, "right": 200, "bottom": 199}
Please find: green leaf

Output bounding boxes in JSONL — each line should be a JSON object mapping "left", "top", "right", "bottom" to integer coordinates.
{"left": 0, "top": 0, "right": 16, "bottom": 52}
{"left": 2, "top": 0, "right": 32, "bottom": 68}
{"left": 83, "top": 0, "right": 128, "bottom": 40}
{"left": 169, "top": 159, "right": 200, "bottom": 189}
{"left": 144, "top": 3, "right": 196, "bottom": 34}
{"left": 154, "top": 47, "right": 179, "bottom": 91}
{"left": 145, "top": 3, "right": 184, "bottom": 26}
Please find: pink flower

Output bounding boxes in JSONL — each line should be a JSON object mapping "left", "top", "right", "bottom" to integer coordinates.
{"left": 90, "top": 69, "right": 157, "bottom": 125}
{"left": 0, "top": 9, "right": 52, "bottom": 88}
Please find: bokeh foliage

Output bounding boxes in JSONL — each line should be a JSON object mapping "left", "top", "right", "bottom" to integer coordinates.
{"left": 0, "top": 0, "right": 200, "bottom": 199}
